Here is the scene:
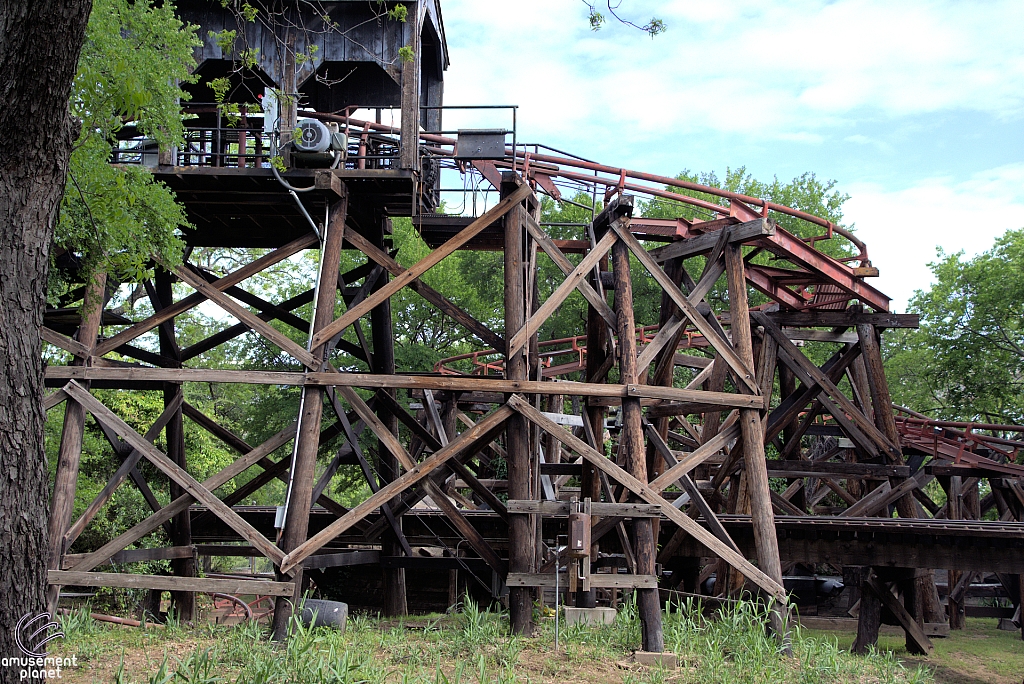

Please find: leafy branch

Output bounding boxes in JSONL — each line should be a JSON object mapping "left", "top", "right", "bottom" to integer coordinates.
{"left": 582, "top": 0, "right": 666, "bottom": 37}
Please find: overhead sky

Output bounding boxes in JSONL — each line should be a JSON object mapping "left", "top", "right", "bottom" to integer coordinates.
{"left": 434, "top": 0, "right": 1024, "bottom": 311}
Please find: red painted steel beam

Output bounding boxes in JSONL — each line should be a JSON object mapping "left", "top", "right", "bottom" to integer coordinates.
{"left": 754, "top": 228, "right": 890, "bottom": 312}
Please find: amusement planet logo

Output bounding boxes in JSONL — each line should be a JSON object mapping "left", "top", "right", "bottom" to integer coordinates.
{"left": 2, "top": 613, "right": 77, "bottom": 680}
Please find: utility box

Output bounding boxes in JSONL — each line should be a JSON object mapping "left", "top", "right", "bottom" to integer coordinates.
{"left": 455, "top": 129, "right": 507, "bottom": 160}
{"left": 568, "top": 510, "right": 591, "bottom": 558}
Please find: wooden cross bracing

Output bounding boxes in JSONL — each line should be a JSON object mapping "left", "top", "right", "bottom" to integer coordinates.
{"left": 43, "top": 175, "right": 986, "bottom": 653}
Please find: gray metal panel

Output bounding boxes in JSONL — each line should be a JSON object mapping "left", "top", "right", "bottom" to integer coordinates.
{"left": 455, "top": 130, "right": 507, "bottom": 160}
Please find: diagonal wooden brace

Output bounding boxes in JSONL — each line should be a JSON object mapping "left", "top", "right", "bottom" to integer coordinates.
{"left": 609, "top": 219, "right": 759, "bottom": 393}
{"left": 310, "top": 184, "right": 533, "bottom": 349}
{"left": 508, "top": 394, "right": 786, "bottom": 601}
{"left": 63, "top": 381, "right": 286, "bottom": 568}
{"left": 280, "top": 404, "right": 515, "bottom": 574}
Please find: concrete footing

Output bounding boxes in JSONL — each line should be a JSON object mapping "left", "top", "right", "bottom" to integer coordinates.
{"left": 563, "top": 606, "right": 617, "bottom": 627}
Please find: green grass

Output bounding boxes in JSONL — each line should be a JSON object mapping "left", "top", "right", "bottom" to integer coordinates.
{"left": 805, "top": 618, "right": 1024, "bottom": 684}
{"left": 55, "top": 598, "right": 935, "bottom": 684}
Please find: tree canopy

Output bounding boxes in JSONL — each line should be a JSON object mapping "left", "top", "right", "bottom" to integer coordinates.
{"left": 886, "top": 228, "right": 1024, "bottom": 424}
{"left": 54, "top": 0, "right": 197, "bottom": 291}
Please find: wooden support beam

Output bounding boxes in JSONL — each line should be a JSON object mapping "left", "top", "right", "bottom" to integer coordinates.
{"left": 63, "top": 545, "right": 194, "bottom": 568}
{"left": 509, "top": 231, "right": 616, "bottom": 358}
{"left": 94, "top": 233, "right": 317, "bottom": 357}
{"left": 525, "top": 215, "right": 617, "bottom": 329}
{"left": 180, "top": 288, "right": 315, "bottom": 362}
{"left": 322, "top": 389, "right": 411, "bottom": 557}
{"left": 649, "top": 420, "right": 740, "bottom": 492}
{"left": 68, "top": 423, "right": 296, "bottom": 573}
{"left": 503, "top": 176, "right": 535, "bottom": 634}
{"left": 280, "top": 405, "right": 514, "bottom": 574}
{"left": 755, "top": 312, "right": 901, "bottom": 461}
{"left": 610, "top": 216, "right": 759, "bottom": 393}
{"left": 64, "top": 392, "right": 183, "bottom": 547}
{"left": 273, "top": 194, "right": 348, "bottom": 639}
{"left": 507, "top": 500, "right": 662, "bottom": 517}
{"left": 336, "top": 386, "right": 507, "bottom": 577}
{"left": 311, "top": 184, "right": 533, "bottom": 349}
{"left": 63, "top": 381, "right": 285, "bottom": 567}
{"left": 45, "top": 366, "right": 771, "bottom": 406}
{"left": 374, "top": 390, "right": 509, "bottom": 521}
{"left": 49, "top": 570, "right": 295, "bottom": 597}
{"left": 173, "top": 264, "right": 320, "bottom": 370}
{"left": 644, "top": 420, "right": 740, "bottom": 553}
{"left": 153, "top": 270, "right": 196, "bottom": 621}
{"left": 725, "top": 244, "right": 788, "bottom": 640}
{"left": 46, "top": 270, "right": 107, "bottom": 613}
{"left": 865, "top": 574, "right": 934, "bottom": 655}
{"left": 767, "top": 312, "right": 919, "bottom": 329}
{"left": 40, "top": 326, "right": 91, "bottom": 358}
{"left": 508, "top": 395, "right": 786, "bottom": 601}
{"left": 366, "top": 229, "right": 409, "bottom": 620}
{"left": 343, "top": 230, "right": 505, "bottom": 350}
{"left": 649, "top": 218, "right": 774, "bottom": 263}
{"left": 506, "top": 573, "right": 658, "bottom": 589}
{"left": 612, "top": 225, "right": 664, "bottom": 652}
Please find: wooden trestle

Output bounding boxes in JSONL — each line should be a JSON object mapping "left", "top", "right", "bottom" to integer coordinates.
{"left": 42, "top": 159, "right": 1024, "bottom": 654}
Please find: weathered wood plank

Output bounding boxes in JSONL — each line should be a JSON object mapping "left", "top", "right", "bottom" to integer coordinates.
{"left": 49, "top": 570, "right": 295, "bottom": 597}
{"left": 63, "top": 546, "right": 194, "bottom": 568}
{"left": 40, "top": 326, "right": 91, "bottom": 358}
{"left": 46, "top": 366, "right": 771, "bottom": 407}
{"left": 649, "top": 219, "right": 773, "bottom": 263}
{"left": 506, "top": 573, "right": 658, "bottom": 589}
{"left": 506, "top": 500, "right": 662, "bottom": 517}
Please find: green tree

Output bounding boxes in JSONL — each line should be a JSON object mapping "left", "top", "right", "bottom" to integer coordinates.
{"left": 886, "top": 228, "right": 1024, "bottom": 424}
{"left": 55, "top": 0, "right": 198, "bottom": 288}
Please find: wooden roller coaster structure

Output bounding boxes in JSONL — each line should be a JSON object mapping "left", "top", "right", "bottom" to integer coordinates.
{"left": 41, "top": 0, "right": 1024, "bottom": 656}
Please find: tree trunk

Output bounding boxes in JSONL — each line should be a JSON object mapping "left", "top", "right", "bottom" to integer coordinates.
{"left": 0, "top": 1, "right": 93, "bottom": 677}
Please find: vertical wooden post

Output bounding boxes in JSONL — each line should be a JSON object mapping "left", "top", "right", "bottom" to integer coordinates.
{"left": 503, "top": 174, "right": 533, "bottom": 634}
{"left": 724, "top": 243, "right": 788, "bottom": 639}
{"left": 646, "top": 256, "right": 685, "bottom": 544}
{"left": 612, "top": 230, "right": 664, "bottom": 652}
{"left": 947, "top": 475, "right": 965, "bottom": 629}
{"left": 156, "top": 269, "right": 196, "bottom": 621}
{"left": 778, "top": 364, "right": 807, "bottom": 510}
{"left": 373, "top": 219, "right": 408, "bottom": 617}
{"left": 278, "top": 25, "right": 297, "bottom": 162}
{"left": 399, "top": 2, "right": 421, "bottom": 173}
{"left": 853, "top": 568, "right": 881, "bottom": 654}
{"left": 45, "top": 270, "right": 107, "bottom": 612}
{"left": 272, "top": 189, "right": 347, "bottom": 640}
{"left": 858, "top": 323, "right": 944, "bottom": 623}
{"left": 578, "top": 253, "right": 608, "bottom": 609}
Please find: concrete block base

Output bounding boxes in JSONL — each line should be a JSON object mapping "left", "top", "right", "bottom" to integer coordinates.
{"left": 563, "top": 606, "right": 617, "bottom": 626}
{"left": 633, "top": 651, "right": 678, "bottom": 669}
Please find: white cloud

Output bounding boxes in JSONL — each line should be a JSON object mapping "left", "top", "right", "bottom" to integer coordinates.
{"left": 845, "top": 164, "right": 1024, "bottom": 311}
{"left": 439, "top": 0, "right": 1024, "bottom": 145}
